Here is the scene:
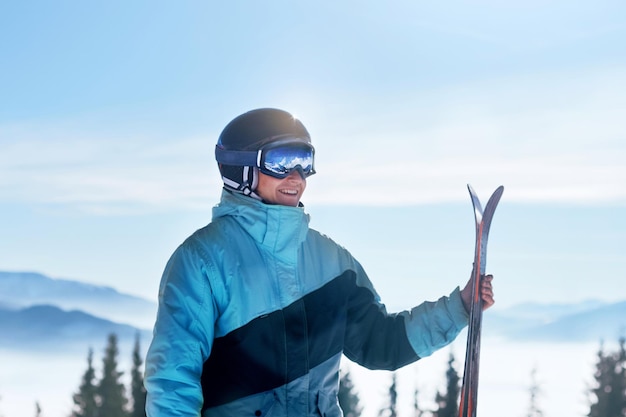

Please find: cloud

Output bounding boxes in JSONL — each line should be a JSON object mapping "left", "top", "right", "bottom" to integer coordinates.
{"left": 1, "top": 67, "right": 624, "bottom": 212}
{"left": 0, "top": 126, "right": 222, "bottom": 214}
{"left": 308, "top": 66, "right": 626, "bottom": 205}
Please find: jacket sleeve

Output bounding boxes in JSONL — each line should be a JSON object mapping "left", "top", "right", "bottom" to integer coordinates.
{"left": 144, "top": 242, "right": 217, "bottom": 417}
{"left": 343, "top": 259, "right": 468, "bottom": 370}
{"left": 402, "top": 286, "right": 469, "bottom": 358}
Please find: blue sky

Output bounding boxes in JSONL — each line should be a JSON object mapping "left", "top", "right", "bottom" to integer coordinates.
{"left": 1, "top": 1, "right": 625, "bottom": 309}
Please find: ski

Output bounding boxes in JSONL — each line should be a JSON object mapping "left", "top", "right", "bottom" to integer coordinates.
{"left": 458, "top": 184, "right": 504, "bottom": 417}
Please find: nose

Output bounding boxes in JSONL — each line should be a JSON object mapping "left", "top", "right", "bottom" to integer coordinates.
{"left": 287, "top": 167, "right": 306, "bottom": 180}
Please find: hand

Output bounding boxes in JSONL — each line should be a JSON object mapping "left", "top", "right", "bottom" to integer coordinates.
{"left": 460, "top": 274, "right": 495, "bottom": 313}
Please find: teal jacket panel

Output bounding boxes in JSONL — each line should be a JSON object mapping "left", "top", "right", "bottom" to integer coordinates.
{"left": 145, "top": 190, "right": 468, "bottom": 417}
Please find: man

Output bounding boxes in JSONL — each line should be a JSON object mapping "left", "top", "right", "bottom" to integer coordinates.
{"left": 145, "top": 108, "right": 495, "bottom": 417}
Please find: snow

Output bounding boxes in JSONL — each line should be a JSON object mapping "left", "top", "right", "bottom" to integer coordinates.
{"left": 345, "top": 338, "right": 599, "bottom": 417}
{"left": 0, "top": 347, "right": 137, "bottom": 417}
{"left": 0, "top": 339, "right": 604, "bottom": 417}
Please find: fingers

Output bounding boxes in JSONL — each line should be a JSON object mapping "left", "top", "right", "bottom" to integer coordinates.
{"left": 481, "top": 274, "right": 495, "bottom": 310}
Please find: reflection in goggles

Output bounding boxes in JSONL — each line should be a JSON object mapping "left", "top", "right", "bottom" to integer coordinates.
{"left": 214, "top": 138, "right": 316, "bottom": 179}
{"left": 262, "top": 145, "right": 315, "bottom": 178}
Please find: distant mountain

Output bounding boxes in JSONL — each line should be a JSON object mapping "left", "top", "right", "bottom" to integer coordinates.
{"left": 0, "top": 271, "right": 156, "bottom": 329}
{"left": 2, "top": 270, "right": 624, "bottom": 345}
{"left": 485, "top": 300, "right": 626, "bottom": 342}
{"left": 0, "top": 304, "right": 152, "bottom": 353}
{"left": 492, "top": 299, "right": 606, "bottom": 323}
{"left": 515, "top": 301, "right": 626, "bottom": 342}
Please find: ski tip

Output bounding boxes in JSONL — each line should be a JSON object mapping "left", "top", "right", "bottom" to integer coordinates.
{"left": 467, "top": 184, "right": 505, "bottom": 196}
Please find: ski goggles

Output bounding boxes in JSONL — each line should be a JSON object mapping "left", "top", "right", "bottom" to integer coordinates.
{"left": 215, "top": 139, "right": 316, "bottom": 179}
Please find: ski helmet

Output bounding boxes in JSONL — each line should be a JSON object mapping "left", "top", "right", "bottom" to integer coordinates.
{"left": 215, "top": 108, "right": 313, "bottom": 199}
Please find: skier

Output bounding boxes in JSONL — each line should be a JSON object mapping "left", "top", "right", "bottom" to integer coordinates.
{"left": 144, "top": 108, "right": 495, "bottom": 417}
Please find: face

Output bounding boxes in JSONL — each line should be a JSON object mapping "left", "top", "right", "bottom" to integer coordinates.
{"left": 256, "top": 170, "right": 307, "bottom": 207}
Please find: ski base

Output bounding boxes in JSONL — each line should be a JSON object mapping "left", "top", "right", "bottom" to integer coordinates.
{"left": 458, "top": 184, "right": 504, "bottom": 417}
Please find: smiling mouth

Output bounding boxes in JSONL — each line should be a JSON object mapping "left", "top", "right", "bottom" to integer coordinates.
{"left": 279, "top": 189, "right": 298, "bottom": 195}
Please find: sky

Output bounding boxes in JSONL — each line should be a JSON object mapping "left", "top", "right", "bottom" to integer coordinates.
{"left": 1, "top": 1, "right": 625, "bottom": 310}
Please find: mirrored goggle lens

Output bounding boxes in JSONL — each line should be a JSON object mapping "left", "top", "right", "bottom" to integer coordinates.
{"left": 261, "top": 145, "right": 315, "bottom": 178}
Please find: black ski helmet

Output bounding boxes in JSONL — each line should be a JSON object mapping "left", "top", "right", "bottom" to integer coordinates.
{"left": 215, "top": 108, "right": 312, "bottom": 199}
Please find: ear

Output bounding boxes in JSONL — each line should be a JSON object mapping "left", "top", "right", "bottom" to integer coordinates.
{"left": 250, "top": 167, "right": 259, "bottom": 191}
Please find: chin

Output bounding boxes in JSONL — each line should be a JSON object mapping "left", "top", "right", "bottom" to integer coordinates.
{"left": 279, "top": 197, "right": 300, "bottom": 206}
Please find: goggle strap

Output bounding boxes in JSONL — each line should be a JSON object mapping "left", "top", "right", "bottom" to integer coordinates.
{"left": 215, "top": 146, "right": 259, "bottom": 166}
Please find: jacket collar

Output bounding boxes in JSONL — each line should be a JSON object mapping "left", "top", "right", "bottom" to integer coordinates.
{"left": 212, "top": 189, "right": 310, "bottom": 254}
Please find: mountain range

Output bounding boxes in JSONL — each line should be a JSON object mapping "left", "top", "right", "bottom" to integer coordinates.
{"left": 1, "top": 270, "right": 625, "bottom": 355}
{"left": 0, "top": 271, "right": 156, "bottom": 328}
{"left": 0, "top": 271, "right": 155, "bottom": 353}
{"left": 487, "top": 299, "right": 626, "bottom": 342}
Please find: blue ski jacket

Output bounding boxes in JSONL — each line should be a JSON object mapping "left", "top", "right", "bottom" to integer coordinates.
{"left": 145, "top": 190, "right": 469, "bottom": 417}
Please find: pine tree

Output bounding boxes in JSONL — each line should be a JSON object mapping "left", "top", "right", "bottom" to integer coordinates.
{"left": 589, "top": 342, "right": 610, "bottom": 417}
{"left": 620, "top": 338, "right": 626, "bottom": 415}
{"left": 413, "top": 386, "right": 424, "bottom": 417}
{"left": 412, "top": 369, "right": 425, "bottom": 417}
{"left": 338, "top": 368, "right": 362, "bottom": 417}
{"left": 433, "top": 352, "right": 460, "bottom": 417}
{"left": 525, "top": 366, "right": 544, "bottom": 417}
{"left": 71, "top": 348, "right": 99, "bottom": 417}
{"left": 378, "top": 372, "right": 398, "bottom": 417}
{"left": 617, "top": 338, "right": 626, "bottom": 417}
{"left": 588, "top": 338, "right": 626, "bottom": 417}
{"left": 97, "top": 333, "right": 129, "bottom": 417}
{"left": 130, "top": 333, "right": 147, "bottom": 417}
